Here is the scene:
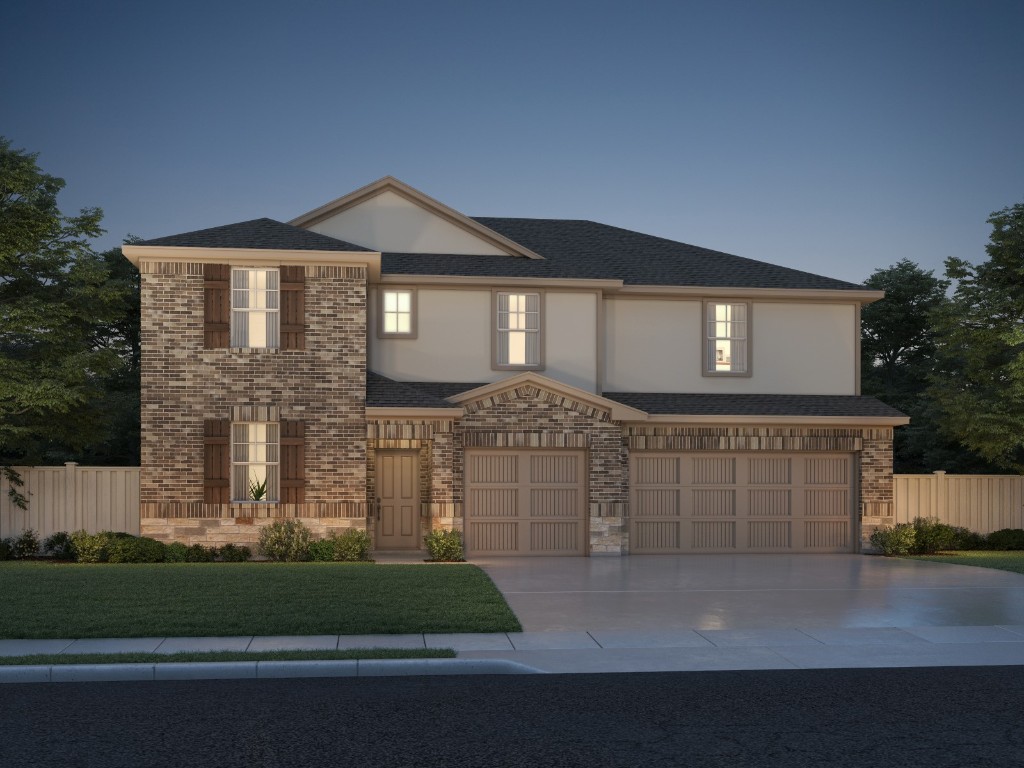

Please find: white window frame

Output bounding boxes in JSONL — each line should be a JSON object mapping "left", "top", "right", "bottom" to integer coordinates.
{"left": 231, "top": 421, "right": 280, "bottom": 502}
{"left": 493, "top": 290, "right": 544, "bottom": 370}
{"left": 377, "top": 287, "right": 417, "bottom": 338}
{"left": 702, "top": 300, "right": 752, "bottom": 377}
{"left": 231, "top": 268, "right": 280, "bottom": 349}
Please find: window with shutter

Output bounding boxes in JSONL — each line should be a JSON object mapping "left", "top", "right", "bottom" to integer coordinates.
{"left": 280, "top": 266, "right": 305, "bottom": 349}
{"left": 280, "top": 420, "right": 305, "bottom": 503}
{"left": 494, "top": 291, "right": 542, "bottom": 369}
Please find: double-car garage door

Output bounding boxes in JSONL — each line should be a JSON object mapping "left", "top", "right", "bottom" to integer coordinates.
{"left": 463, "top": 449, "right": 856, "bottom": 555}
{"left": 630, "top": 452, "right": 856, "bottom": 553}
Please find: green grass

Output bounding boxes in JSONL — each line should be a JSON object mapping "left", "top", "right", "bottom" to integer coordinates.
{"left": 907, "top": 551, "right": 1024, "bottom": 575}
{"left": 0, "top": 562, "right": 521, "bottom": 639}
{"left": 0, "top": 648, "right": 456, "bottom": 665}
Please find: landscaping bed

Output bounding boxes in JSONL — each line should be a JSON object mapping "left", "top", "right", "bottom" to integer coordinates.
{"left": 0, "top": 562, "right": 521, "bottom": 639}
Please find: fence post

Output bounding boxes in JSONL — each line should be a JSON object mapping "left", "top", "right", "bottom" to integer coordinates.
{"left": 932, "top": 470, "right": 947, "bottom": 523}
{"left": 65, "top": 462, "right": 78, "bottom": 532}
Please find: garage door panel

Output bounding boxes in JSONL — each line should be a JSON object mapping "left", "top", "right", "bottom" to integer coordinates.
{"left": 635, "top": 456, "right": 681, "bottom": 485}
{"left": 693, "top": 521, "right": 736, "bottom": 549}
{"left": 530, "top": 522, "right": 580, "bottom": 552}
{"left": 471, "top": 522, "right": 518, "bottom": 552}
{"left": 634, "top": 521, "right": 681, "bottom": 550}
{"left": 631, "top": 452, "right": 854, "bottom": 554}
{"left": 635, "top": 489, "right": 680, "bottom": 517}
{"left": 748, "top": 520, "right": 792, "bottom": 549}
{"left": 466, "top": 450, "right": 586, "bottom": 556}
{"left": 749, "top": 489, "right": 791, "bottom": 516}
{"left": 693, "top": 457, "right": 736, "bottom": 484}
{"left": 692, "top": 489, "right": 736, "bottom": 516}
{"left": 468, "top": 454, "right": 519, "bottom": 484}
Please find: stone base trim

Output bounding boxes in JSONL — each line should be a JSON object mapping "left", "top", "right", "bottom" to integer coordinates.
{"left": 141, "top": 517, "right": 369, "bottom": 546}
{"left": 590, "top": 517, "right": 628, "bottom": 555}
{"left": 140, "top": 502, "right": 368, "bottom": 519}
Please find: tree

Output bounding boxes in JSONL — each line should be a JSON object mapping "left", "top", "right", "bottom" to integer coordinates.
{"left": 930, "top": 203, "right": 1024, "bottom": 472}
{"left": 0, "top": 137, "right": 131, "bottom": 469}
{"left": 861, "top": 259, "right": 1001, "bottom": 473}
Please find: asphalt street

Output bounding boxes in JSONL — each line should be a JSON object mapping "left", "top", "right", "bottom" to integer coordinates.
{"left": 3, "top": 667, "right": 1023, "bottom": 767}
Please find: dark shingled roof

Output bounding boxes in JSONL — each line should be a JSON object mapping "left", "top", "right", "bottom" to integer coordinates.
{"left": 366, "top": 372, "right": 469, "bottom": 409}
{"left": 379, "top": 218, "right": 866, "bottom": 290}
{"left": 138, "top": 218, "right": 370, "bottom": 252}
{"left": 601, "top": 393, "right": 907, "bottom": 418}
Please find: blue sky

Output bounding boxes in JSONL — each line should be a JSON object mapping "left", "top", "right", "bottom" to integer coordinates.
{"left": 3, "top": 0, "right": 1022, "bottom": 284}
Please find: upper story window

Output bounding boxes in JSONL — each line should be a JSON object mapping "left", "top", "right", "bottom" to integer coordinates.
{"left": 379, "top": 288, "right": 416, "bottom": 337}
{"left": 232, "top": 421, "right": 279, "bottom": 502}
{"left": 231, "top": 268, "right": 279, "bottom": 348}
{"left": 704, "top": 301, "right": 750, "bottom": 376}
{"left": 495, "top": 291, "right": 542, "bottom": 369}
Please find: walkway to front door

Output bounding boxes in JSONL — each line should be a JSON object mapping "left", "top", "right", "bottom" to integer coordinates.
{"left": 376, "top": 451, "right": 419, "bottom": 549}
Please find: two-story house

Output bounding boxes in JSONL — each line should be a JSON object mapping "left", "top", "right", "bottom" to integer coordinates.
{"left": 123, "top": 177, "right": 907, "bottom": 556}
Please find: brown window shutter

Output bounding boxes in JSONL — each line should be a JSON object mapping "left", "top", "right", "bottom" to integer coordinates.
{"left": 280, "top": 420, "right": 305, "bottom": 503}
{"left": 280, "top": 266, "right": 305, "bottom": 350}
{"left": 204, "top": 419, "right": 230, "bottom": 503}
{"left": 204, "top": 264, "right": 231, "bottom": 348}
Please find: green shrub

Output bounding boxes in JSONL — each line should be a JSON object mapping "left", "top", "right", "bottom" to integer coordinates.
{"left": 164, "top": 542, "right": 189, "bottom": 562}
{"left": 331, "top": 529, "right": 373, "bottom": 562}
{"left": 870, "top": 523, "right": 916, "bottom": 556}
{"left": 258, "top": 519, "right": 311, "bottom": 561}
{"left": 218, "top": 543, "right": 252, "bottom": 562}
{"left": 13, "top": 529, "right": 40, "bottom": 558}
{"left": 986, "top": 528, "right": 1024, "bottom": 551}
{"left": 43, "top": 531, "right": 75, "bottom": 560}
{"left": 0, "top": 538, "right": 14, "bottom": 561}
{"left": 107, "top": 535, "right": 167, "bottom": 564}
{"left": 911, "top": 517, "right": 959, "bottom": 554}
{"left": 950, "top": 526, "right": 987, "bottom": 551}
{"left": 424, "top": 529, "right": 464, "bottom": 562}
{"left": 70, "top": 530, "right": 110, "bottom": 563}
{"left": 306, "top": 537, "right": 336, "bottom": 561}
{"left": 185, "top": 543, "right": 219, "bottom": 562}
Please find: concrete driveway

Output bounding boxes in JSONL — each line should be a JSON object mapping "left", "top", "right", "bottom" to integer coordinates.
{"left": 475, "top": 554, "right": 1024, "bottom": 632}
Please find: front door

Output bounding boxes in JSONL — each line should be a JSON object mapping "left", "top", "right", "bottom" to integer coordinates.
{"left": 376, "top": 451, "right": 420, "bottom": 549}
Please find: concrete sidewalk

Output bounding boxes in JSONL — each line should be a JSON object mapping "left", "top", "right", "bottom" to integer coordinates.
{"left": 2, "top": 624, "right": 1024, "bottom": 681}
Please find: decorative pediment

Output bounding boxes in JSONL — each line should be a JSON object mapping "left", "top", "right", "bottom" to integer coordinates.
{"left": 446, "top": 373, "right": 647, "bottom": 422}
{"left": 289, "top": 176, "right": 543, "bottom": 259}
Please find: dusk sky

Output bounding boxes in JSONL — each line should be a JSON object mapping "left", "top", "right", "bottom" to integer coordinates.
{"left": 4, "top": 0, "right": 1022, "bottom": 284}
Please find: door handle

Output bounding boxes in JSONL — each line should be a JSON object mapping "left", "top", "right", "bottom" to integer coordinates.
{"left": 375, "top": 497, "right": 381, "bottom": 520}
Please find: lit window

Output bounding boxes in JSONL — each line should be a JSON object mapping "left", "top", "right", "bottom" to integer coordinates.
{"left": 381, "top": 289, "right": 414, "bottom": 336}
{"left": 232, "top": 422, "right": 279, "bottom": 502}
{"left": 706, "top": 302, "right": 748, "bottom": 374}
{"left": 231, "top": 268, "right": 279, "bottom": 348}
{"left": 496, "top": 292, "right": 540, "bottom": 367}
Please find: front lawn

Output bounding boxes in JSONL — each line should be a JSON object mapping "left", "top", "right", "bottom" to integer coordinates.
{"left": 907, "top": 551, "right": 1024, "bottom": 575}
{"left": 0, "top": 562, "right": 521, "bottom": 639}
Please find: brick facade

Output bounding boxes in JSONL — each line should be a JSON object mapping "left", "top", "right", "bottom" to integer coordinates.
{"left": 139, "top": 261, "right": 367, "bottom": 545}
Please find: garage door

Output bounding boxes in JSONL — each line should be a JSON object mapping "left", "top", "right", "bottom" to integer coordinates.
{"left": 465, "top": 450, "right": 587, "bottom": 556}
{"left": 630, "top": 453, "right": 855, "bottom": 553}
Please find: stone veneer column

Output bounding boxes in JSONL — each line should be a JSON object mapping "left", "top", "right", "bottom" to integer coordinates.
{"left": 139, "top": 261, "right": 367, "bottom": 546}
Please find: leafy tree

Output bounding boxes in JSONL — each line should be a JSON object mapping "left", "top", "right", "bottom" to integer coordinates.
{"left": 0, "top": 137, "right": 133, "bottom": 471}
{"left": 861, "top": 259, "right": 1000, "bottom": 473}
{"left": 930, "top": 203, "right": 1024, "bottom": 472}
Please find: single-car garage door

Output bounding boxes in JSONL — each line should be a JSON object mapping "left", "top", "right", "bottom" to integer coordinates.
{"left": 465, "top": 450, "right": 587, "bottom": 556}
{"left": 630, "top": 453, "right": 855, "bottom": 553}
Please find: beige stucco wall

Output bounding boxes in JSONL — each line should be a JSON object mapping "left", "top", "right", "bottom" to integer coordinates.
{"left": 603, "top": 299, "right": 857, "bottom": 394}
{"left": 370, "top": 289, "right": 599, "bottom": 391}
{"left": 308, "top": 190, "right": 508, "bottom": 255}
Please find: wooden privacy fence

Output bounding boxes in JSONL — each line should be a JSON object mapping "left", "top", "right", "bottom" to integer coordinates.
{"left": 0, "top": 464, "right": 140, "bottom": 539}
{"left": 894, "top": 472, "right": 1024, "bottom": 533}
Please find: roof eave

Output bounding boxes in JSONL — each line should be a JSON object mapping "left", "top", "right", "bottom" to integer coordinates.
{"left": 623, "top": 414, "right": 909, "bottom": 426}
{"left": 122, "top": 244, "right": 382, "bottom": 280}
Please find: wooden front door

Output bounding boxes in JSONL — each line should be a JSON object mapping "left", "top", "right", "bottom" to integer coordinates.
{"left": 376, "top": 451, "right": 420, "bottom": 549}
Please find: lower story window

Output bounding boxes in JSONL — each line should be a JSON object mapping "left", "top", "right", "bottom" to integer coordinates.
{"left": 232, "top": 422, "right": 279, "bottom": 501}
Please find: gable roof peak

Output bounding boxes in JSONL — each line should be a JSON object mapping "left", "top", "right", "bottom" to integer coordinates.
{"left": 289, "top": 176, "right": 544, "bottom": 260}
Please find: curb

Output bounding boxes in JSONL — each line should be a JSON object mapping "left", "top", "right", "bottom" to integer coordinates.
{"left": 0, "top": 658, "right": 543, "bottom": 684}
